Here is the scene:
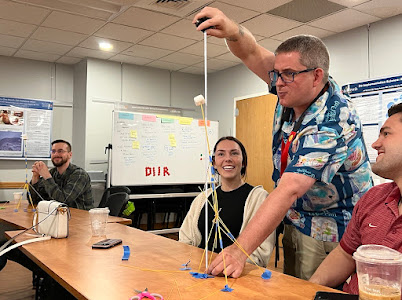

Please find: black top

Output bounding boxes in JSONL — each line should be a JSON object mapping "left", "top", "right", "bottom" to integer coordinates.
{"left": 198, "top": 183, "right": 253, "bottom": 251}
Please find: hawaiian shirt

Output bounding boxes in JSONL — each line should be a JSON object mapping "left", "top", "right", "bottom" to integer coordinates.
{"left": 271, "top": 77, "right": 373, "bottom": 242}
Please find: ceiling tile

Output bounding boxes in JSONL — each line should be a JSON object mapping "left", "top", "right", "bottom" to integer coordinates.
{"left": 95, "top": 23, "right": 153, "bottom": 44}
{"left": 160, "top": 52, "right": 203, "bottom": 65}
{"left": 328, "top": 0, "right": 371, "bottom": 7}
{"left": 213, "top": 2, "right": 260, "bottom": 23}
{"left": 309, "top": 8, "right": 380, "bottom": 32}
{"left": 31, "top": 27, "right": 87, "bottom": 45}
{"left": 268, "top": 0, "right": 346, "bottom": 23}
{"left": 354, "top": 0, "right": 402, "bottom": 19}
{"left": 214, "top": 52, "right": 241, "bottom": 63}
{"left": 0, "top": 45, "right": 16, "bottom": 56}
{"left": 56, "top": 56, "right": 82, "bottom": 64}
{"left": 21, "top": 39, "right": 73, "bottom": 55}
{"left": 14, "top": 49, "right": 60, "bottom": 62}
{"left": 179, "top": 41, "right": 228, "bottom": 57}
{"left": 194, "top": 58, "right": 239, "bottom": 70}
{"left": 0, "top": 34, "right": 25, "bottom": 48}
{"left": 257, "top": 38, "right": 282, "bottom": 52}
{"left": 241, "top": 14, "right": 301, "bottom": 37}
{"left": 139, "top": 33, "right": 197, "bottom": 51}
{"left": 66, "top": 47, "right": 115, "bottom": 59}
{"left": 178, "top": 66, "right": 204, "bottom": 75}
{"left": 79, "top": 36, "right": 132, "bottom": 53}
{"left": 122, "top": 44, "right": 172, "bottom": 60}
{"left": 109, "top": 54, "right": 153, "bottom": 65}
{"left": 0, "top": 19, "right": 37, "bottom": 38}
{"left": 133, "top": 0, "right": 212, "bottom": 18}
{"left": 207, "top": 36, "right": 227, "bottom": 46}
{"left": 218, "top": 0, "right": 293, "bottom": 13}
{"left": 146, "top": 60, "right": 188, "bottom": 71}
{"left": 112, "top": 7, "right": 180, "bottom": 31}
{"left": 271, "top": 25, "right": 336, "bottom": 41}
{"left": 16, "top": 0, "right": 114, "bottom": 20}
{"left": 161, "top": 19, "right": 204, "bottom": 41}
{"left": 41, "top": 11, "right": 105, "bottom": 35}
{"left": 0, "top": 0, "right": 49, "bottom": 25}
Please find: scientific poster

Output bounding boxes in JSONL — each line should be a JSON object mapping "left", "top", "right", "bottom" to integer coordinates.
{"left": 0, "top": 97, "right": 53, "bottom": 159}
{"left": 342, "top": 74, "right": 402, "bottom": 162}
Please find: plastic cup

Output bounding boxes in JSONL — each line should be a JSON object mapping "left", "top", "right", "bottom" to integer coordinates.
{"left": 89, "top": 208, "right": 110, "bottom": 236}
{"left": 353, "top": 244, "right": 402, "bottom": 300}
{"left": 13, "top": 192, "right": 23, "bottom": 204}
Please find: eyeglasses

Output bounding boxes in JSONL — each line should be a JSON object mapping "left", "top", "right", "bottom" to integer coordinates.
{"left": 51, "top": 149, "right": 68, "bottom": 154}
{"left": 268, "top": 68, "right": 316, "bottom": 83}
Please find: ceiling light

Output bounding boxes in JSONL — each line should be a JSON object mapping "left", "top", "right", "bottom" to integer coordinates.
{"left": 99, "top": 42, "right": 113, "bottom": 51}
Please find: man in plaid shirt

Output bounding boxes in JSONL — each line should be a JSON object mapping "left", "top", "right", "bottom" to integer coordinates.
{"left": 30, "top": 139, "right": 93, "bottom": 210}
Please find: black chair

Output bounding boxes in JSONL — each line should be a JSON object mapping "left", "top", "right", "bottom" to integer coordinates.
{"left": 275, "top": 222, "right": 284, "bottom": 268}
{"left": 98, "top": 186, "right": 131, "bottom": 208}
{"left": 104, "top": 192, "right": 129, "bottom": 217}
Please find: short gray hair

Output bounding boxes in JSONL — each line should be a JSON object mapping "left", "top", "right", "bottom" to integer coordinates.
{"left": 275, "top": 35, "right": 329, "bottom": 83}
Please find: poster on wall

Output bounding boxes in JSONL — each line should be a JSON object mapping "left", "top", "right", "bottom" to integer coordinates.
{"left": 0, "top": 96, "right": 53, "bottom": 159}
{"left": 342, "top": 74, "right": 402, "bottom": 162}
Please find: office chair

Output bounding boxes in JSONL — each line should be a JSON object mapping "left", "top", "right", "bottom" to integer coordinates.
{"left": 98, "top": 186, "right": 131, "bottom": 208}
{"left": 104, "top": 192, "right": 129, "bottom": 217}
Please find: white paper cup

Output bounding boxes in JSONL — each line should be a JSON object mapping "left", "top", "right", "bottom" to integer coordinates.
{"left": 89, "top": 208, "right": 110, "bottom": 236}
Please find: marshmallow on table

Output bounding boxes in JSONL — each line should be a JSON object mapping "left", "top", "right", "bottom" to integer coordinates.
{"left": 194, "top": 95, "right": 205, "bottom": 106}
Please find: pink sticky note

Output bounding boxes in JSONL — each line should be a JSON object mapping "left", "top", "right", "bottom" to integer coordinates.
{"left": 142, "top": 114, "right": 157, "bottom": 122}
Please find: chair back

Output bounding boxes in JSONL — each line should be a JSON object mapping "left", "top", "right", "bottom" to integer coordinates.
{"left": 98, "top": 186, "right": 131, "bottom": 208}
{"left": 105, "top": 192, "right": 129, "bottom": 217}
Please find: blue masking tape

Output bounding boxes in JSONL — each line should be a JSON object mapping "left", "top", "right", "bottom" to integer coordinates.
{"left": 261, "top": 269, "right": 272, "bottom": 279}
{"left": 122, "top": 245, "right": 130, "bottom": 261}
{"left": 221, "top": 284, "right": 233, "bottom": 292}
{"left": 189, "top": 272, "right": 214, "bottom": 279}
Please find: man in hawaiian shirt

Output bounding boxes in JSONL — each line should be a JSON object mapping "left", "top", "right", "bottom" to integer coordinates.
{"left": 194, "top": 7, "right": 372, "bottom": 280}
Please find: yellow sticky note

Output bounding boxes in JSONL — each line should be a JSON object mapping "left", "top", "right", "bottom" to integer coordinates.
{"left": 168, "top": 133, "right": 175, "bottom": 140}
{"left": 132, "top": 141, "right": 140, "bottom": 149}
{"left": 170, "top": 140, "right": 177, "bottom": 147}
{"left": 179, "top": 117, "right": 192, "bottom": 125}
{"left": 130, "top": 130, "right": 137, "bottom": 138}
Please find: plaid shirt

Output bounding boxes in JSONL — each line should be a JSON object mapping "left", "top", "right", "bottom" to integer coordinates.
{"left": 30, "top": 163, "right": 94, "bottom": 210}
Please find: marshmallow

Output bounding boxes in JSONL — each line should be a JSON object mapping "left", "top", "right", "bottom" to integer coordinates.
{"left": 194, "top": 95, "right": 205, "bottom": 106}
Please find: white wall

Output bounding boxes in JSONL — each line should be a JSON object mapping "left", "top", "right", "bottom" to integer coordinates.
{"left": 0, "top": 56, "right": 73, "bottom": 200}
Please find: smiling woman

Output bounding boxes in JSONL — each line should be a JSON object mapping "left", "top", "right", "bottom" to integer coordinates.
{"left": 179, "top": 136, "right": 276, "bottom": 268}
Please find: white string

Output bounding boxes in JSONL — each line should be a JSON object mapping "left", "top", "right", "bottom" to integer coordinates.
{"left": 203, "top": 29, "right": 209, "bottom": 270}
{"left": 0, "top": 235, "right": 51, "bottom": 257}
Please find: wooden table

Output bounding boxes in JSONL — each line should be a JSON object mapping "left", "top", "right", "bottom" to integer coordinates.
{"left": 6, "top": 223, "right": 338, "bottom": 300}
{"left": 0, "top": 203, "right": 132, "bottom": 229}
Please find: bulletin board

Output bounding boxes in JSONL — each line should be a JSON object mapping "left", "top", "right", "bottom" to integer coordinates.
{"left": 111, "top": 111, "right": 219, "bottom": 186}
{"left": 0, "top": 96, "right": 53, "bottom": 159}
{"left": 343, "top": 74, "right": 402, "bottom": 162}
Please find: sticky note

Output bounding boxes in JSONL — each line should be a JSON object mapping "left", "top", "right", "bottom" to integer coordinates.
{"left": 132, "top": 141, "right": 140, "bottom": 149}
{"left": 170, "top": 140, "right": 177, "bottom": 147}
{"left": 130, "top": 130, "right": 137, "bottom": 138}
{"left": 179, "top": 117, "right": 193, "bottom": 125}
{"left": 198, "top": 120, "right": 210, "bottom": 127}
{"left": 142, "top": 114, "right": 157, "bottom": 122}
{"left": 118, "top": 112, "right": 134, "bottom": 120}
{"left": 161, "top": 118, "right": 174, "bottom": 123}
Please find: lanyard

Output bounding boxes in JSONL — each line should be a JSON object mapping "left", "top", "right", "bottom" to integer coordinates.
{"left": 280, "top": 82, "right": 329, "bottom": 176}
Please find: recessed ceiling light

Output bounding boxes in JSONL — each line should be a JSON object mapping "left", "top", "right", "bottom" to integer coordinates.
{"left": 99, "top": 42, "right": 113, "bottom": 51}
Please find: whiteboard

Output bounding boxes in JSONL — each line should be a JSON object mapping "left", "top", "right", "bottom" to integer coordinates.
{"left": 111, "top": 111, "right": 219, "bottom": 186}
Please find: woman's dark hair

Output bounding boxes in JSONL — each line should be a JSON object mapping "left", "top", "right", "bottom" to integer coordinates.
{"left": 212, "top": 136, "right": 247, "bottom": 176}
